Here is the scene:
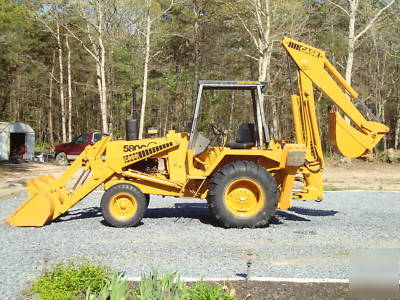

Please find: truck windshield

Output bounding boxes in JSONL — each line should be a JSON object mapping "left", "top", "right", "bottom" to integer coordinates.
{"left": 74, "top": 134, "right": 88, "bottom": 144}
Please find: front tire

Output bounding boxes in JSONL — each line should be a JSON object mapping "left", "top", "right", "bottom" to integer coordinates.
{"left": 55, "top": 152, "right": 68, "bottom": 166}
{"left": 207, "top": 161, "right": 278, "bottom": 228}
{"left": 101, "top": 183, "right": 147, "bottom": 227}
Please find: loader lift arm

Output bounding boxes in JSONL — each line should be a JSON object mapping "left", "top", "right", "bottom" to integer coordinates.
{"left": 6, "top": 136, "right": 179, "bottom": 227}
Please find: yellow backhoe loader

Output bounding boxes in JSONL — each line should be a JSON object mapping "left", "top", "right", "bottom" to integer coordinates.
{"left": 5, "top": 37, "right": 389, "bottom": 228}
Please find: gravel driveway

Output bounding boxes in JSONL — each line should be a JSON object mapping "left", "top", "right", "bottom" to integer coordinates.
{"left": 1, "top": 191, "right": 400, "bottom": 299}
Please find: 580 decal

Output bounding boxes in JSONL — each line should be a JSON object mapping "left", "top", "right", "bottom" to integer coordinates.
{"left": 123, "top": 142, "right": 156, "bottom": 152}
{"left": 122, "top": 142, "right": 174, "bottom": 164}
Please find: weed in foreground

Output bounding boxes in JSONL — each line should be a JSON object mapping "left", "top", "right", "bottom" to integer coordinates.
{"left": 29, "top": 261, "right": 238, "bottom": 300}
{"left": 189, "top": 281, "right": 237, "bottom": 300}
{"left": 31, "top": 260, "right": 111, "bottom": 300}
{"left": 85, "top": 272, "right": 132, "bottom": 300}
{"left": 134, "top": 267, "right": 191, "bottom": 300}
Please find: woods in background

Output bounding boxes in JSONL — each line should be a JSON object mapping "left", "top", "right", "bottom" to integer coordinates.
{"left": 0, "top": 0, "right": 399, "bottom": 152}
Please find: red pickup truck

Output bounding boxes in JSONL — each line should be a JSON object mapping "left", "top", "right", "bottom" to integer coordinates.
{"left": 53, "top": 132, "right": 109, "bottom": 166}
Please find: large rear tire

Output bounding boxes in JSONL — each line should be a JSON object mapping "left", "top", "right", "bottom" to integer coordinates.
{"left": 207, "top": 160, "right": 278, "bottom": 228}
{"left": 144, "top": 194, "right": 150, "bottom": 207}
{"left": 101, "top": 183, "right": 147, "bottom": 227}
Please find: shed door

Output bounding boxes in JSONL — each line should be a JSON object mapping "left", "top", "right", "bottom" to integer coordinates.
{"left": 10, "top": 133, "right": 25, "bottom": 156}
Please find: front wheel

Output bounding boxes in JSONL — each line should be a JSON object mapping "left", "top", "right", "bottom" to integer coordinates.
{"left": 207, "top": 160, "right": 278, "bottom": 228}
{"left": 101, "top": 183, "right": 147, "bottom": 227}
{"left": 55, "top": 152, "right": 68, "bottom": 166}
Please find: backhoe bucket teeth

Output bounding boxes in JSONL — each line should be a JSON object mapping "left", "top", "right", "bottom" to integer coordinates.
{"left": 328, "top": 110, "right": 385, "bottom": 158}
{"left": 5, "top": 175, "right": 69, "bottom": 227}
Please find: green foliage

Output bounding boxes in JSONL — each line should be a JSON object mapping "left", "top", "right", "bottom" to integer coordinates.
{"left": 85, "top": 272, "right": 132, "bottom": 300}
{"left": 189, "top": 282, "right": 237, "bottom": 300}
{"left": 134, "top": 268, "right": 191, "bottom": 300}
{"left": 31, "top": 260, "right": 111, "bottom": 300}
{"left": 132, "top": 268, "right": 238, "bottom": 300}
{"left": 35, "top": 142, "right": 51, "bottom": 153}
{"left": 28, "top": 261, "right": 239, "bottom": 300}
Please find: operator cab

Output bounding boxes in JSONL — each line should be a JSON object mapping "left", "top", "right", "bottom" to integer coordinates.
{"left": 188, "top": 80, "right": 270, "bottom": 154}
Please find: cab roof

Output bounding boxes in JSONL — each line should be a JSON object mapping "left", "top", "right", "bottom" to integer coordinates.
{"left": 199, "top": 80, "right": 267, "bottom": 90}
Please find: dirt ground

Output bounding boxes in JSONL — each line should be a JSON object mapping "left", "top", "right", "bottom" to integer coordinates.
{"left": 0, "top": 162, "right": 67, "bottom": 198}
{"left": 0, "top": 158, "right": 399, "bottom": 198}
{"left": 324, "top": 159, "right": 400, "bottom": 191}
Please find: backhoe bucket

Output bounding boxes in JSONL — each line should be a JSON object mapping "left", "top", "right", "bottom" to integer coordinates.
{"left": 329, "top": 110, "right": 387, "bottom": 158}
{"left": 5, "top": 175, "right": 68, "bottom": 227}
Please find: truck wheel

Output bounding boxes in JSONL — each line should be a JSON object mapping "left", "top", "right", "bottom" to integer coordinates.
{"left": 207, "top": 160, "right": 278, "bottom": 228}
{"left": 101, "top": 183, "right": 147, "bottom": 227}
{"left": 55, "top": 152, "right": 68, "bottom": 166}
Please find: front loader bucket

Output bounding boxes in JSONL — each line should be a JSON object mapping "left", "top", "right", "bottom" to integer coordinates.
{"left": 5, "top": 137, "right": 113, "bottom": 227}
{"left": 5, "top": 175, "right": 68, "bottom": 227}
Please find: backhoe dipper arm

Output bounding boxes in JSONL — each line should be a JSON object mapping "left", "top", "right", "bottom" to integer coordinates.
{"left": 282, "top": 37, "right": 389, "bottom": 158}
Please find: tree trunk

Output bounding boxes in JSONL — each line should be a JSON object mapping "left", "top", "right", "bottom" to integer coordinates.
{"left": 48, "top": 50, "right": 55, "bottom": 145}
{"left": 193, "top": 1, "right": 200, "bottom": 116}
{"left": 56, "top": 20, "right": 67, "bottom": 142}
{"left": 65, "top": 35, "right": 73, "bottom": 141}
{"left": 254, "top": 0, "right": 278, "bottom": 138}
{"left": 99, "top": 38, "right": 108, "bottom": 132}
{"left": 345, "top": 0, "right": 358, "bottom": 85}
{"left": 97, "top": 1, "right": 108, "bottom": 133}
{"left": 395, "top": 118, "right": 400, "bottom": 150}
{"left": 139, "top": 1, "right": 152, "bottom": 139}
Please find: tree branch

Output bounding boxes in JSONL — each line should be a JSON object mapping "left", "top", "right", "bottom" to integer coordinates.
{"left": 150, "top": 0, "right": 175, "bottom": 24}
{"left": 354, "top": 0, "right": 395, "bottom": 42}
{"left": 244, "top": 54, "right": 259, "bottom": 61}
{"left": 326, "top": 0, "right": 350, "bottom": 16}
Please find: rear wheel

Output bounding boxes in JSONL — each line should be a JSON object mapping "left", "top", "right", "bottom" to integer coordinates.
{"left": 144, "top": 194, "right": 150, "bottom": 207}
{"left": 207, "top": 160, "right": 278, "bottom": 228}
{"left": 101, "top": 183, "right": 147, "bottom": 227}
{"left": 55, "top": 152, "right": 68, "bottom": 166}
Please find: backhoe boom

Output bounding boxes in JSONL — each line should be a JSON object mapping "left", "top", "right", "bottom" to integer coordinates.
{"left": 282, "top": 37, "right": 389, "bottom": 158}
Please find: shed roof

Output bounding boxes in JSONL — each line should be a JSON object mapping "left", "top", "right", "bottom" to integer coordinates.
{"left": 0, "top": 122, "right": 34, "bottom": 133}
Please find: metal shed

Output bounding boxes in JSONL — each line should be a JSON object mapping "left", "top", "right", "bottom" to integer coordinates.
{"left": 0, "top": 122, "right": 35, "bottom": 161}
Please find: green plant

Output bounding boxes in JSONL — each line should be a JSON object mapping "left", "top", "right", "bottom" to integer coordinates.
{"left": 31, "top": 260, "right": 111, "bottom": 300}
{"left": 34, "top": 142, "right": 51, "bottom": 153}
{"left": 134, "top": 267, "right": 191, "bottom": 300}
{"left": 323, "top": 185, "right": 344, "bottom": 191}
{"left": 189, "top": 282, "right": 237, "bottom": 300}
{"left": 85, "top": 272, "right": 132, "bottom": 300}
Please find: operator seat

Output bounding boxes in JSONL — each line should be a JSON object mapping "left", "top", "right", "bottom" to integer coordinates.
{"left": 226, "top": 123, "right": 256, "bottom": 149}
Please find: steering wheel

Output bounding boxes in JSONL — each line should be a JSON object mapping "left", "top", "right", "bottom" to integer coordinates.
{"left": 210, "top": 124, "right": 226, "bottom": 136}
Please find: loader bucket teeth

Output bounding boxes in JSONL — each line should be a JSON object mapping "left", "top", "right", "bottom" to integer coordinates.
{"left": 5, "top": 175, "right": 64, "bottom": 227}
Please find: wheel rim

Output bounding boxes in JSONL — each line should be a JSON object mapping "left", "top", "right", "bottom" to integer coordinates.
{"left": 109, "top": 192, "right": 138, "bottom": 221}
{"left": 57, "top": 153, "right": 66, "bottom": 164}
{"left": 224, "top": 178, "right": 265, "bottom": 217}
